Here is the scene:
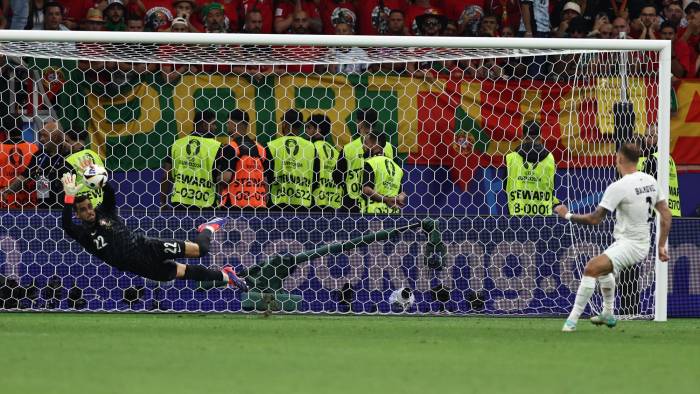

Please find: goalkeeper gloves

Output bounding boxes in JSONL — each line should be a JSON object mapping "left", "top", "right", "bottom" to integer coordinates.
{"left": 61, "top": 173, "right": 83, "bottom": 204}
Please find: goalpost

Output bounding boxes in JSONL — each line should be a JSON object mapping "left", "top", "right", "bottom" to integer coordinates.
{"left": 0, "top": 31, "right": 670, "bottom": 320}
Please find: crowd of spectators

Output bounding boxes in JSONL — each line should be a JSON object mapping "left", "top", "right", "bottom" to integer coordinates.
{"left": 0, "top": 1, "right": 698, "bottom": 79}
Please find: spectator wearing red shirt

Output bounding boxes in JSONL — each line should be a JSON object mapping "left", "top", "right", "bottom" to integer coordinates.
{"left": 357, "top": 0, "right": 407, "bottom": 35}
{"left": 171, "top": 0, "right": 199, "bottom": 30}
{"left": 612, "top": 16, "right": 630, "bottom": 38}
{"left": 233, "top": 9, "right": 275, "bottom": 81}
{"left": 274, "top": 0, "right": 321, "bottom": 33}
{"left": 631, "top": 4, "right": 660, "bottom": 39}
{"left": 126, "top": 14, "right": 145, "bottom": 31}
{"left": 452, "top": 1, "right": 485, "bottom": 36}
{"left": 62, "top": 0, "right": 96, "bottom": 30}
{"left": 240, "top": 0, "right": 274, "bottom": 33}
{"left": 200, "top": 2, "right": 229, "bottom": 32}
{"left": 242, "top": 7, "right": 263, "bottom": 33}
{"left": 404, "top": 0, "right": 444, "bottom": 34}
{"left": 319, "top": 0, "right": 357, "bottom": 35}
{"left": 445, "top": 0, "right": 486, "bottom": 35}
{"left": 660, "top": 21, "right": 693, "bottom": 78}
{"left": 383, "top": 9, "right": 408, "bottom": 35}
{"left": 680, "top": 1, "right": 700, "bottom": 51}
{"left": 221, "top": 0, "right": 240, "bottom": 32}
{"left": 483, "top": 0, "right": 521, "bottom": 33}
{"left": 275, "top": 10, "right": 321, "bottom": 74}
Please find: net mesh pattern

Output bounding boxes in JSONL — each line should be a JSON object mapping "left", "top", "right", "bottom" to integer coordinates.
{"left": 0, "top": 39, "right": 666, "bottom": 318}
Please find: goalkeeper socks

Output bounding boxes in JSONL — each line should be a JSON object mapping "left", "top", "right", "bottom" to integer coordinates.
{"left": 598, "top": 273, "right": 616, "bottom": 316}
{"left": 181, "top": 264, "right": 225, "bottom": 281}
{"left": 567, "top": 275, "right": 596, "bottom": 323}
{"left": 194, "top": 230, "right": 212, "bottom": 257}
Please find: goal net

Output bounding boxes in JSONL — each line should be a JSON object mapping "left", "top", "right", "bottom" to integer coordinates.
{"left": 0, "top": 32, "right": 670, "bottom": 319}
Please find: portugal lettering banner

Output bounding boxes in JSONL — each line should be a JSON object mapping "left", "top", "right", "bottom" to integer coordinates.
{"left": 35, "top": 64, "right": 698, "bottom": 177}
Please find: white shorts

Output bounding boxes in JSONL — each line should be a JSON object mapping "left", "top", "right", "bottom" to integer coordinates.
{"left": 603, "top": 240, "right": 649, "bottom": 276}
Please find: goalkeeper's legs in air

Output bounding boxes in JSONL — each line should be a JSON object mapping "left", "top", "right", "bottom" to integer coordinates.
{"left": 562, "top": 254, "right": 616, "bottom": 332}
{"left": 146, "top": 218, "right": 248, "bottom": 291}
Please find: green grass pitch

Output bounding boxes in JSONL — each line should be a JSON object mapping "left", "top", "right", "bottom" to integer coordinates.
{"left": 1, "top": 314, "right": 698, "bottom": 394}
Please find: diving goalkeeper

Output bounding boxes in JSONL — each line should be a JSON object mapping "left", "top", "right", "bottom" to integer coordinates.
{"left": 60, "top": 169, "right": 247, "bottom": 290}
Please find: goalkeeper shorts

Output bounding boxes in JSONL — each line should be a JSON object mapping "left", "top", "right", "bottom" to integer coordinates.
{"left": 603, "top": 240, "right": 649, "bottom": 276}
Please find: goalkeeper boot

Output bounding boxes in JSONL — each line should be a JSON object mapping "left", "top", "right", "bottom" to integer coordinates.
{"left": 198, "top": 218, "right": 228, "bottom": 233}
{"left": 561, "top": 319, "right": 577, "bottom": 332}
{"left": 590, "top": 313, "right": 617, "bottom": 328}
{"left": 222, "top": 266, "right": 249, "bottom": 292}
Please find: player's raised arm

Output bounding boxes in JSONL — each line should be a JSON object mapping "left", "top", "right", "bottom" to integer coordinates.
{"left": 655, "top": 199, "right": 672, "bottom": 261}
{"left": 554, "top": 204, "right": 608, "bottom": 225}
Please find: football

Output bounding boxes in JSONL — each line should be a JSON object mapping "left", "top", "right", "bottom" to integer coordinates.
{"left": 83, "top": 165, "right": 108, "bottom": 189}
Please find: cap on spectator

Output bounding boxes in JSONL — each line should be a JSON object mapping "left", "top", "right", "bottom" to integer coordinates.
{"left": 200, "top": 2, "right": 224, "bottom": 21}
{"left": 684, "top": 0, "right": 700, "bottom": 12}
{"left": 415, "top": 9, "right": 448, "bottom": 31}
{"left": 282, "top": 109, "right": 303, "bottom": 129}
{"left": 171, "top": 17, "right": 189, "bottom": 28}
{"left": 83, "top": 8, "right": 105, "bottom": 23}
{"left": 230, "top": 109, "right": 250, "bottom": 124}
{"left": 562, "top": 2, "right": 582, "bottom": 15}
{"left": 105, "top": 0, "right": 126, "bottom": 11}
{"left": 145, "top": 7, "right": 173, "bottom": 31}
{"left": 331, "top": 9, "right": 357, "bottom": 28}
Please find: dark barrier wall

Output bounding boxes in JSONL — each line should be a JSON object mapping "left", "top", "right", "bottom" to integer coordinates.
{"left": 1, "top": 210, "right": 697, "bottom": 316}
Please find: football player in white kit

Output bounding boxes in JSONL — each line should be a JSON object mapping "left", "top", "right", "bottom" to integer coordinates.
{"left": 554, "top": 143, "right": 672, "bottom": 332}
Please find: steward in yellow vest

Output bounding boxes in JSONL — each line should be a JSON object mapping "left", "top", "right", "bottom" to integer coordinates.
{"left": 361, "top": 131, "right": 406, "bottom": 214}
{"left": 638, "top": 125, "right": 681, "bottom": 216}
{"left": 306, "top": 114, "right": 342, "bottom": 210}
{"left": 336, "top": 108, "right": 395, "bottom": 212}
{"left": 161, "top": 110, "right": 235, "bottom": 209}
{"left": 505, "top": 121, "right": 558, "bottom": 216}
{"left": 266, "top": 109, "right": 316, "bottom": 209}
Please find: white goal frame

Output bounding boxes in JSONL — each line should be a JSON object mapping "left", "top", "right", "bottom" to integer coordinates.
{"left": 0, "top": 31, "right": 671, "bottom": 320}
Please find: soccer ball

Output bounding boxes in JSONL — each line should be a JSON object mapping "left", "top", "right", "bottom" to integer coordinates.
{"left": 83, "top": 165, "right": 108, "bottom": 189}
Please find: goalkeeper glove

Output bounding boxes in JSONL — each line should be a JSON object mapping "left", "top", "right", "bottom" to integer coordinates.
{"left": 61, "top": 173, "right": 83, "bottom": 204}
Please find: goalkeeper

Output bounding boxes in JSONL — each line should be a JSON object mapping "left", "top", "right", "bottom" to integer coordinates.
{"left": 60, "top": 166, "right": 247, "bottom": 290}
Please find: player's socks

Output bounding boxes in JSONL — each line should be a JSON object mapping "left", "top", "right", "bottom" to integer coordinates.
{"left": 598, "top": 273, "right": 616, "bottom": 316}
{"left": 197, "top": 217, "right": 227, "bottom": 233}
{"left": 567, "top": 275, "right": 596, "bottom": 324}
{"left": 194, "top": 230, "right": 212, "bottom": 257}
{"left": 182, "top": 264, "right": 227, "bottom": 281}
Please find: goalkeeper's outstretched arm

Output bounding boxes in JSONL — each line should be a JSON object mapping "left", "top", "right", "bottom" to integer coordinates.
{"left": 60, "top": 173, "right": 83, "bottom": 240}
{"left": 99, "top": 182, "right": 117, "bottom": 214}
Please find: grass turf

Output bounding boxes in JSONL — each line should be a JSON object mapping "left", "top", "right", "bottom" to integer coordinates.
{"left": 0, "top": 314, "right": 698, "bottom": 394}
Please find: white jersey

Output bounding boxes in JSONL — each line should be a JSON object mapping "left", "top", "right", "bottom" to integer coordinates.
{"left": 599, "top": 171, "right": 667, "bottom": 244}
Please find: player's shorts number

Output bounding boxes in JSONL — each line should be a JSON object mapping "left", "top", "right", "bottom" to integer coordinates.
{"left": 163, "top": 242, "right": 180, "bottom": 255}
